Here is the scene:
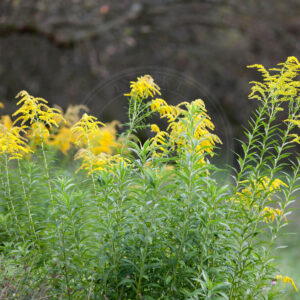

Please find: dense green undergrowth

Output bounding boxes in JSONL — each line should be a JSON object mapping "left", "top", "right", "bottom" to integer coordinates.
{"left": 0, "top": 57, "right": 300, "bottom": 299}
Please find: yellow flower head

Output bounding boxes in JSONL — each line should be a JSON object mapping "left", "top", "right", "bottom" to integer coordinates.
{"left": 151, "top": 98, "right": 182, "bottom": 122}
{"left": 276, "top": 275, "right": 298, "bottom": 292}
{"left": 0, "top": 124, "right": 31, "bottom": 159}
{"left": 288, "top": 134, "right": 300, "bottom": 144}
{"left": 27, "top": 121, "right": 50, "bottom": 143}
{"left": 62, "top": 104, "right": 89, "bottom": 126}
{"left": 150, "top": 130, "right": 170, "bottom": 158}
{"left": 234, "top": 177, "right": 288, "bottom": 208}
{"left": 263, "top": 207, "right": 283, "bottom": 223}
{"left": 13, "top": 91, "right": 65, "bottom": 128}
{"left": 285, "top": 119, "right": 300, "bottom": 129}
{"left": 71, "top": 113, "right": 105, "bottom": 147}
{"left": 247, "top": 56, "right": 300, "bottom": 103}
{"left": 0, "top": 115, "right": 13, "bottom": 130}
{"left": 0, "top": 102, "right": 4, "bottom": 109}
{"left": 89, "top": 121, "right": 120, "bottom": 155}
{"left": 124, "top": 75, "right": 161, "bottom": 99}
{"left": 151, "top": 124, "right": 160, "bottom": 133}
{"left": 150, "top": 98, "right": 221, "bottom": 161}
{"left": 48, "top": 126, "right": 72, "bottom": 154}
{"left": 171, "top": 100, "right": 221, "bottom": 157}
{"left": 284, "top": 116, "right": 300, "bottom": 144}
{"left": 75, "top": 149, "right": 126, "bottom": 174}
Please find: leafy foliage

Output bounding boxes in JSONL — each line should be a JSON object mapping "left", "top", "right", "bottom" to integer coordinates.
{"left": 0, "top": 57, "right": 300, "bottom": 299}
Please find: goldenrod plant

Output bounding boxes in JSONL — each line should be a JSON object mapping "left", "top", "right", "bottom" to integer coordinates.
{"left": 0, "top": 57, "right": 299, "bottom": 299}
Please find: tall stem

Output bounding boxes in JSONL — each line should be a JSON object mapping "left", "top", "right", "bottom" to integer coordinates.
{"left": 4, "top": 154, "right": 24, "bottom": 242}
{"left": 40, "top": 139, "right": 54, "bottom": 208}
{"left": 17, "top": 159, "right": 38, "bottom": 242}
{"left": 60, "top": 218, "right": 72, "bottom": 300}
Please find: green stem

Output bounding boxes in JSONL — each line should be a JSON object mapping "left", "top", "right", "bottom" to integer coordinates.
{"left": 41, "top": 141, "right": 54, "bottom": 205}
{"left": 170, "top": 151, "right": 195, "bottom": 295}
{"left": 229, "top": 100, "right": 278, "bottom": 298}
{"left": 135, "top": 181, "right": 158, "bottom": 299}
{"left": 60, "top": 218, "right": 72, "bottom": 300}
{"left": 4, "top": 154, "right": 24, "bottom": 242}
{"left": 251, "top": 164, "right": 299, "bottom": 297}
{"left": 17, "top": 159, "right": 38, "bottom": 242}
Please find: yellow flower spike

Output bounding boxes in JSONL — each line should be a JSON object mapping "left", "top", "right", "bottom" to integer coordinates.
{"left": 190, "top": 99, "right": 207, "bottom": 111}
{"left": 71, "top": 113, "right": 105, "bottom": 147}
{"left": 151, "top": 124, "right": 160, "bottom": 133}
{"left": 26, "top": 122, "right": 50, "bottom": 148}
{"left": 233, "top": 177, "right": 288, "bottom": 208}
{"left": 0, "top": 102, "right": 4, "bottom": 109}
{"left": 74, "top": 149, "right": 127, "bottom": 175}
{"left": 177, "top": 101, "right": 189, "bottom": 108}
{"left": 13, "top": 91, "right": 65, "bottom": 129}
{"left": 247, "top": 64, "right": 272, "bottom": 82}
{"left": 72, "top": 115, "right": 121, "bottom": 172}
{"left": 276, "top": 275, "right": 298, "bottom": 292}
{"left": 63, "top": 104, "right": 89, "bottom": 126}
{"left": 48, "top": 126, "right": 72, "bottom": 154}
{"left": 262, "top": 207, "right": 283, "bottom": 223}
{"left": 285, "top": 119, "right": 300, "bottom": 129}
{"left": 149, "top": 130, "right": 169, "bottom": 158}
{"left": 0, "top": 115, "right": 13, "bottom": 130}
{"left": 149, "top": 93, "right": 221, "bottom": 163}
{"left": 124, "top": 75, "right": 161, "bottom": 99}
{"left": 0, "top": 124, "right": 31, "bottom": 159}
{"left": 266, "top": 178, "right": 288, "bottom": 191}
{"left": 289, "top": 134, "right": 300, "bottom": 144}
{"left": 151, "top": 98, "right": 167, "bottom": 112}
{"left": 256, "top": 176, "right": 287, "bottom": 192}
{"left": 151, "top": 98, "right": 182, "bottom": 123}
{"left": 247, "top": 57, "right": 300, "bottom": 103}
{"left": 88, "top": 121, "right": 120, "bottom": 155}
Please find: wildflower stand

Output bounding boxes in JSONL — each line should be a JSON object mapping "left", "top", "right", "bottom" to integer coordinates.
{"left": 0, "top": 57, "right": 299, "bottom": 299}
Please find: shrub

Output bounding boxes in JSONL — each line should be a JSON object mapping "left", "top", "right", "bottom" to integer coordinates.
{"left": 0, "top": 58, "right": 299, "bottom": 299}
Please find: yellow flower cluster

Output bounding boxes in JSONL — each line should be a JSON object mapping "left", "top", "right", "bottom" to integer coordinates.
{"left": 13, "top": 91, "right": 64, "bottom": 127}
{"left": 71, "top": 113, "right": 105, "bottom": 147}
{"left": 150, "top": 125, "right": 170, "bottom": 157}
{"left": 0, "top": 91, "right": 121, "bottom": 159}
{"left": 27, "top": 122, "right": 51, "bottom": 147}
{"left": 150, "top": 98, "right": 181, "bottom": 122}
{"left": 285, "top": 118, "right": 300, "bottom": 144}
{"left": 248, "top": 56, "right": 300, "bottom": 103}
{"left": 248, "top": 57, "right": 300, "bottom": 153}
{"left": 0, "top": 97, "right": 29, "bottom": 159}
{"left": 62, "top": 104, "right": 89, "bottom": 126}
{"left": 261, "top": 177, "right": 288, "bottom": 192}
{"left": 75, "top": 150, "right": 125, "bottom": 174}
{"left": 124, "top": 75, "right": 161, "bottom": 99}
{"left": 262, "top": 207, "right": 283, "bottom": 223}
{"left": 71, "top": 113, "right": 122, "bottom": 174}
{"left": 276, "top": 275, "right": 298, "bottom": 292}
{"left": 285, "top": 119, "right": 300, "bottom": 129}
{"left": 29, "top": 105, "right": 119, "bottom": 156}
{"left": 0, "top": 124, "right": 31, "bottom": 160}
{"left": 88, "top": 121, "right": 120, "bottom": 155}
{"left": 150, "top": 98, "right": 221, "bottom": 162}
{"left": 44, "top": 104, "right": 89, "bottom": 154}
{"left": 48, "top": 126, "right": 72, "bottom": 154}
{"left": 0, "top": 115, "right": 13, "bottom": 130}
{"left": 235, "top": 177, "right": 287, "bottom": 208}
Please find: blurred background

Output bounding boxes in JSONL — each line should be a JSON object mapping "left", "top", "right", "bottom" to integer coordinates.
{"left": 0, "top": 0, "right": 299, "bottom": 298}
{"left": 1, "top": 0, "right": 300, "bottom": 147}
